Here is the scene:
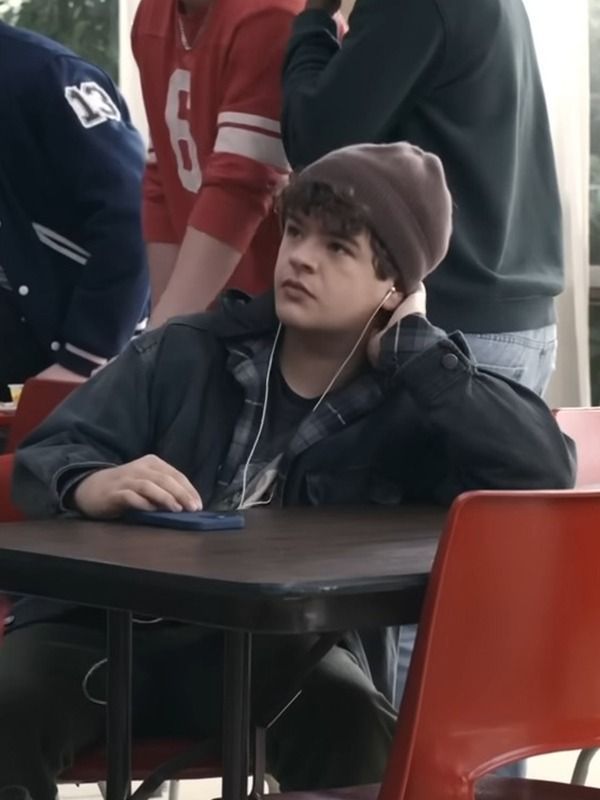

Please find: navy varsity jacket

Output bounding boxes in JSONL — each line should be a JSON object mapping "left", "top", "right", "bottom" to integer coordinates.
{"left": 0, "top": 22, "right": 149, "bottom": 376}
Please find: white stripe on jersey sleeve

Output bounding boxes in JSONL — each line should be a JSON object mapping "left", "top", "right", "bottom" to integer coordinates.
{"left": 217, "top": 112, "right": 281, "bottom": 134}
{"left": 214, "top": 127, "right": 289, "bottom": 171}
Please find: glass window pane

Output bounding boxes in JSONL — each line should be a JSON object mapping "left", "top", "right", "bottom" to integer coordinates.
{"left": 0, "top": 0, "right": 118, "bottom": 81}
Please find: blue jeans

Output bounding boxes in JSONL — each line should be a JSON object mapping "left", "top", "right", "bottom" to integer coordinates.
{"left": 392, "top": 325, "right": 557, "bottom": 778}
{"left": 463, "top": 324, "right": 558, "bottom": 397}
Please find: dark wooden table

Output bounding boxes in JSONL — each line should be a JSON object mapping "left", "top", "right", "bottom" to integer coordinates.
{"left": 0, "top": 506, "right": 445, "bottom": 800}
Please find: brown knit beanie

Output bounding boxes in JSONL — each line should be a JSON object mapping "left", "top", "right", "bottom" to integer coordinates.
{"left": 298, "top": 142, "right": 453, "bottom": 293}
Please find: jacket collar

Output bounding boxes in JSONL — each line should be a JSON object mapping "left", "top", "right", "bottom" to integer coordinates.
{"left": 168, "top": 290, "right": 278, "bottom": 341}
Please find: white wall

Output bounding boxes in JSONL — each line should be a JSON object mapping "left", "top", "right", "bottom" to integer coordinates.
{"left": 119, "top": 0, "right": 147, "bottom": 144}
{"left": 524, "top": 0, "right": 591, "bottom": 405}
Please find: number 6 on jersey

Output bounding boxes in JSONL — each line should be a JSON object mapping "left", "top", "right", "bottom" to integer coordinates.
{"left": 165, "top": 69, "right": 202, "bottom": 193}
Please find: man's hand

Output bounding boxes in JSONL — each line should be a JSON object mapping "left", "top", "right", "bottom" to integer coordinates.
{"left": 73, "top": 455, "right": 203, "bottom": 519}
{"left": 306, "top": 0, "right": 342, "bottom": 14}
{"left": 367, "top": 283, "right": 427, "bottom": 367}
{"left": 36, "top": 364, "right": 86, "bottom": 383}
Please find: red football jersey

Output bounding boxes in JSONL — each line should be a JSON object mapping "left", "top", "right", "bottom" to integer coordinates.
{"left": 132, "top": 0, "right": 304, "bottom": 296}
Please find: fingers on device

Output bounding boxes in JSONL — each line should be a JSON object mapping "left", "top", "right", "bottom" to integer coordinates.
{"left": 122, "top": 509, "right": 245, "bottom": 531}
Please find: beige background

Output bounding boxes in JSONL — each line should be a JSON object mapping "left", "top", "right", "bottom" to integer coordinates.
{"left": 341, "top": 0, "right": 356, "bottom": 14}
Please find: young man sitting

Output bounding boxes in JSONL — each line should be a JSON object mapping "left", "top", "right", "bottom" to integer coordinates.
{"left": 6, "top": 143, "right": 574, "bottom": 800}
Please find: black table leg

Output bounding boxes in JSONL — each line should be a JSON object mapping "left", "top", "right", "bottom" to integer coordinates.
{"left": 106, "top": 610, "right": 132, "bottom": 800}
{"left": 222, "top": 631, "right": 252, "bottom": 800}
{"left": 249, "top": 725, "right": 266, "bottom": 800}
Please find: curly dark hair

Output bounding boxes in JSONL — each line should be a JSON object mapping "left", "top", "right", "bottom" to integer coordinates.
{"left": 277, "top": 177, "right": 398, "bottom": 283}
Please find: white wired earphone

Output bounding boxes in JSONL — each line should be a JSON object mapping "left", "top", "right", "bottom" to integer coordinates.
{"left": 81, "top": 286, "right": 397, "bottom": 706}
{"left": 237, "top": 286, "right": 397, "bottom": 510}
{"left": 82, "top": 615, "right": 166, "bottom": 706}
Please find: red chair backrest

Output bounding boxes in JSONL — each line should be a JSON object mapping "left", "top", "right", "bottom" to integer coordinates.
{"left": 6, "top": 378, "right": 77, "bottom": 453}
{"left": 0, "top": 454, "right": 23, "bottom": 523}
{"left": 380, "top": 490, "right": 600, "bottom": 800}
{"left": 1, "top": 378, "right": 78, "bottom": 523}
{"left": 554, "top": 407, "right": 600, "bottom": 487}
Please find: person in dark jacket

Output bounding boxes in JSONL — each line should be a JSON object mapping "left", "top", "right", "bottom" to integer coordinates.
{"left": 282, "top": 0, "right": 563, "bottom": 396}
{"left": 5, "top": 143, "right": 574, "bottom": 800}
{"left": 0, "top": 22, "right": 149, "bottom": 400}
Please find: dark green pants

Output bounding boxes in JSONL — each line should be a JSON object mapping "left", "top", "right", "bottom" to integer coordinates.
{"left": 0, "top": 619, "right": 396, "bottom": 800}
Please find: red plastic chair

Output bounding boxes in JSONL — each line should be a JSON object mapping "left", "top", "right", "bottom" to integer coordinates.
{"left": 554, "top": 408, "right": 600, "bottom": 783}
{"left": 0, "top": 454, "right": 22, "bottom": 522}
{"left": 59, "top": 740, "right": 221, "bottom": 798}
{"left": 274, "top": 490, "right": 600, "bottom": 800}
{"left": 0, "top": 378, "right": 78, "bottom": 522}
{"left": 380, "top": 490, "right": 600, "bottom": 799}
{"left": 4, "top": 378, "right": 79, "bottom": 453}
{"left": 555, "top": 408, "right": 600, "bottom": 488}
{"left": 60, "top": 740, "right": 220, "bottom": 783}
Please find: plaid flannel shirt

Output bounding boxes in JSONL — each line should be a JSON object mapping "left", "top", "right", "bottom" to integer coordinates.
{"left": 213, "top": 313, "right": 445, "bottom": 509}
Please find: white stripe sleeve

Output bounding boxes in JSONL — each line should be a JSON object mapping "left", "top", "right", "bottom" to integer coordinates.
{"left": 214, "top": 127, "right": 289, "bottom": 172}
{"left": 217, "top": 112, "right": 281, "bottom": 134}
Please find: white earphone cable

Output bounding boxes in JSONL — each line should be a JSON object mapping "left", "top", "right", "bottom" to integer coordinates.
{"left": 82, "top": 657, "right": 108, "bottom": 707}
{"left": 80, "top": 289, "right": 398, "bottom": 706}
{"left": 311, "top": 288, "right": 394, "bottom": 414}
{"left": 237, "top": 287, "right": 395, "bottom": 508}
{"left": 238, "top": 322, "right": 282, "bottom": 509}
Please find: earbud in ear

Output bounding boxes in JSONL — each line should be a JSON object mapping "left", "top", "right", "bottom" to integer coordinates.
{"left": 375, "top": 286, "right": 399, "bottom": 314}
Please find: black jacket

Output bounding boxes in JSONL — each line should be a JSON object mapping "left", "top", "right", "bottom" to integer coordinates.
{"left": 282, "top": 0, "right": 563, "bottom": 334}
{"left": 12, "top": 292, "right": 575, "bottom": 702}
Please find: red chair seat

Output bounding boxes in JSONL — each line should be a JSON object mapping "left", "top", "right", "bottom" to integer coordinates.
{"left": 272, "top": 785, "right": 379, "bottom": 800}
{"left": 477, "top": 777, "right": 600, "bottom": 799}
{"left": 274, "top": 778, "right": 600, "bottom": 800}
{"left": 60, "top": 739, "right": 221, "bottom": 783}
